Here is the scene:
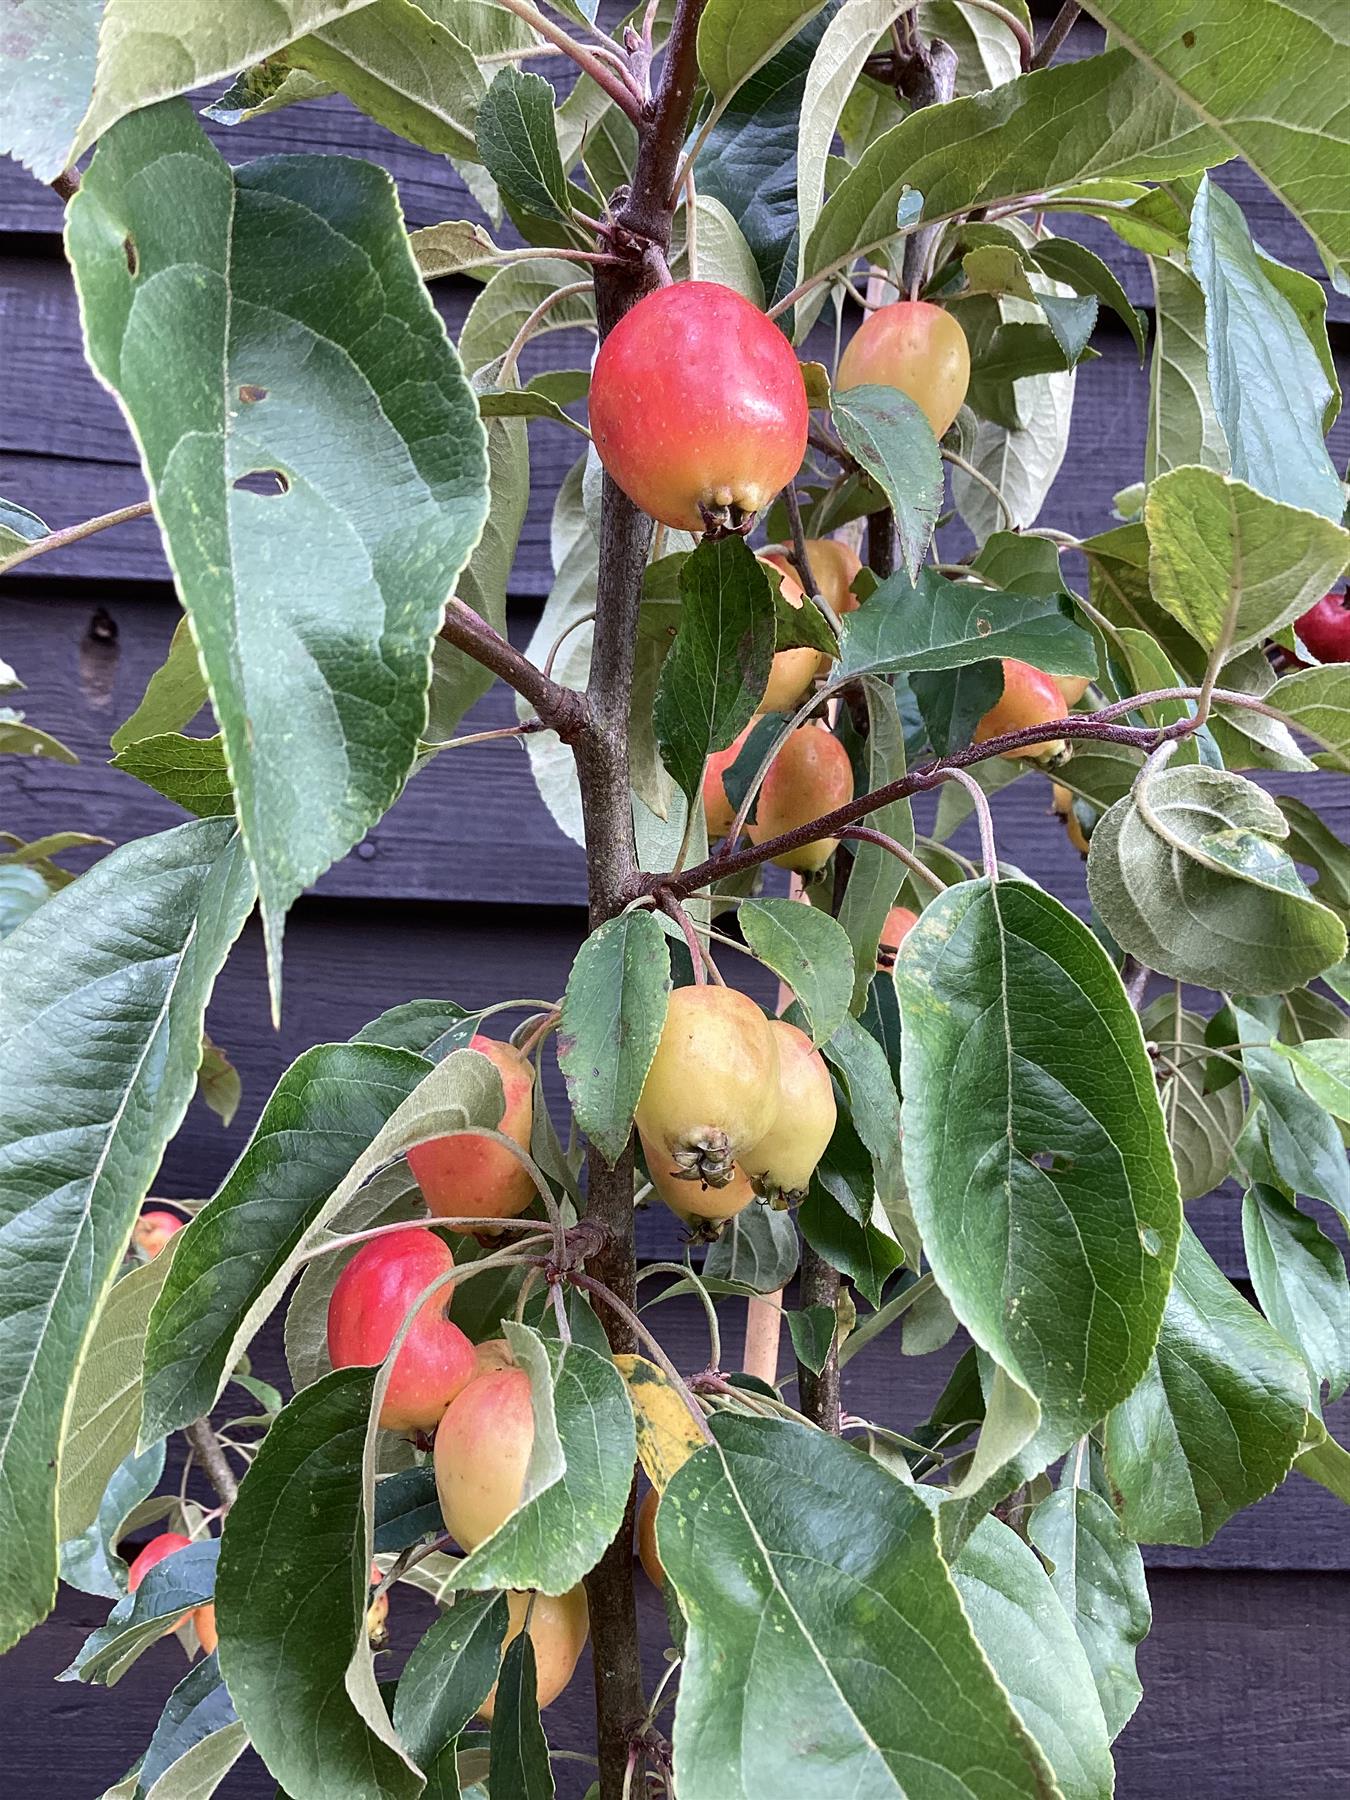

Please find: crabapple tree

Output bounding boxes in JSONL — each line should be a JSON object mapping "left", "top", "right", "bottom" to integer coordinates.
{"left": 1, "top": 3, "right": 1349, "bottom": 1799}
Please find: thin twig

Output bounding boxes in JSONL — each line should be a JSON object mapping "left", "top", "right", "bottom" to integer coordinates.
{"left": 500, "top": 280, "right": 595, "bottom": 385}
{"left": 570, "top": 1273, "right": 713, "bottom": 1441}
{"left": 298, "top": 1217, "right": 552, "bottom": 1263}
{"left": 836, "top": 826, "right": 947, "bottom": 892}
{"left": 543, "top": 609, "right": 597, "bottom": 680}
{"left": 781, "top": 486, "right": 843, "bottom": 642}
{"left": 940, "top": 447, "right": 1014, "bottom": 530}
{"left": 423, "top": 720, "right": 544, "bottom": 752}
{"left": 490, "top": 0, "right": 642, "bottom": 118}
{"left": 637, "top": 1261, "right": 722, "bottom": 1370}
{"left": 1031, "top": 2, "right": 1082, "bottom": 70}
{"left": 658, "top": 891, "right": 714, "bottom": 985}
{"left": 440, "top": 598, "right": 586, "bottom": 736}
{"left": 184, "top": 1418, "right": 239, "bottom": 1509}
{"left": 940, "top": 768, "right": 1000, "bottom": 880}
{"left": 959, "top": 0, "right": 1033, "bottom": 67}
{"left": 0, "top": 500, "right": 153, "bottom": 576}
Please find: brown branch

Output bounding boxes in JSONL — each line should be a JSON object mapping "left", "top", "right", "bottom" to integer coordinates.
{"left": 636, "top": 709, "right": 1169, "bottom": 902}
{"left": 184, "top": 1417, "right": 239, "bottom": 1509}
{"left": 439, "top": 599, "right": 587, "bottom": 739}
{"left": 796, "top": 1246, "right": 842, "bottom": 1432}
{"left": 1031, "top": 2, "right": 1082, "bottom": 69}
{"left": 576, "top": 9, "right": 711, "bottom": 1795}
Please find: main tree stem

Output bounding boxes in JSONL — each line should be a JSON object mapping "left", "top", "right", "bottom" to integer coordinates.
{"left": 577, "top": 7, "right": 709, "bottom": 1794}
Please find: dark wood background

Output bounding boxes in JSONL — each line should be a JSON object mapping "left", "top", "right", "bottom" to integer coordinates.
{"left": 3, "top": 16, "right": 1349, "bottom": 1796}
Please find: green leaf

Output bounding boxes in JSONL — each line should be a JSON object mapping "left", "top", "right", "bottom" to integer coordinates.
{"left": 392, "top": 1592, "right": 509, "bottom": 1775}
{"left": 659, "top": 1413, "right": 1058, "bottom": 1798}
{"left": 488, "top": 1625, "right": 554, "bottom": 1800}
{"left": 288, "top": 1, "right": 485, "bottom": 161}
{"left": 58, "top": 1249, "right": 174, "bottom": 1543}
{"left": 697, "top": 0, "right": 830, "bottom": 103}
{"left": 654, "top": 537, "right": 778, "bottom": 802}
{"left": 1187, "top": 178, "right": 1343, "bottom": 519}
{"left": 1086, "top": 766, "right": 1347, "bottom": 994}
{"left": 353, "top": 999, "right": 479, "bottom": 1058}
{"left": 830, "top": 386, "right": 942, "bottom": 581}
{"left": 1027, "top": 1484, "right": 1150, "bottom": 1742}
{"left": 217, "top": 1369, "right": 419, "bottom": 1800}
{"left": 1278, "top": 797, "right": 1350, "bottom": 919}
{"left": 787, "top": 1304, "right": 836, "bottom": 1375}
{"left": 795, "top": 0, "right": 906, "bottom": 269}
{"left": 896, "top": 879, "right": 1181, "bottom": 1537}
{"left": 1274, "top": 1037, "right": 1350, "bottom": 1122}
{"left": 141, "top": 1045, "right": 502, "bottom": 1442}
{"left": 443, "top": 1324, "right": 636, "bottom": 1597}
{"left": 0, "top": 818, "right": 252, "bottom": 1653}
{"left": 1079, "top": 0, "right": 1350, "bottom": 284}
{"left": 68, "top": 102, "right": 489, "bottom": 1006}
{"left": 702, "top": 1204, "right": 800, "bottom": 1293}
{"left": 372, "top": 1464, "right": 442, "bottom": 1555}
{"left": 739, "top": 899, "right": 853, "bottom": 1047}
{"left": 59, "top": 1440, "right": 166, "bottom": 1600}
{"left": 1, "top": 0, "right": 369, "bottom": 181}
{"left": 0, "top": 495, "right": 49, "bottom": 555}
{"left": 0, "top": 707, "right": 80, "bottom": 762}
{"left": 1145, "top": 258, "right": 1228, "bottom": 482}
{"left": 1268, "top": 664, "right": 1350, "bottom": 773}
{"left": 1236, "top": 1007, "right": 1350, "bottom": 1227}
{"left": 800, "top": 1185, "right": 905, "bottom": 1309}
{"left": 1103, "top": 1225, "right": 1310, "bottom": 1546}
{"left": 135, "top": 1653, "right": 241, "bottom": 1795}
{"left": 61, "top": 1540, "right": 219, "bottom": 1686}
{"left": 1141, "top": 996, "right": 1244, "bottom": 1201}
{"left": 1296, "top": 1429, "right": 1350, "bottom": 1504}
{"left": 1038, "top": 292, "right": 1098, "bottom": 366}
{"left": 411, "top": 219, "right": 504, "bottom": 280}
{"left": 1144, "top": 466, "right": 1350, "bottom": 659}
{"left": 110, "top": 618, "right": 209, "bottom": 754}
{"left": 840, "top": 566, "right": 1096, "bottom": 678}
{"left": 806, "top": 49, "right": 1223, "bottom": 285}
{"left": 558, "top": 911, "right": 672, "bottom": 1167}
{"left": 835, "top": 677, "right": 913, "bottom": 1007}
{"left": 110, "top": 733, "right": 234, "bottom": 818}
{"left": 950, "top": 1512, "right": 1114, "bottom": 1799}
{"left": 816, "top": 1012, "right": 903, "bottom": 1199}
{"left": 476, "top": 66, "right": 571, "bottom": 225}
{"left": 1030, "top": 236, "right": 1147, "bottom": 359}
{"left": 203, "top": 61, "right": 334, "bottom": 126}
{"left": 675, "top": 194, "right": 766, "bottom": 305}
{"left": 1242, "top": 1184, "right": 1350, "bottom": 1401}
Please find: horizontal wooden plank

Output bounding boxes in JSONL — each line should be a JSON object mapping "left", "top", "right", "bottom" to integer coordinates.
{"left": 5, "top": 319, "right": 1347, "bottom": 594}
{"left": 22, "top": 1566, "right": 1350, "bottom": 1799}
{"left": 1, "top": 17, "right": 1342, "bottom": 323}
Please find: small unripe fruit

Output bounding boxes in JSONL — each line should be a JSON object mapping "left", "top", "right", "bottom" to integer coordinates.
{"left": 435, "top": 1363, "right": 533, "bottom": 1550}
{"left": 876, "top": 906, "right": 918, "bottom": 971}
{"left": 746, "top": 722, "right": 854, "bottom": 873}
{"left": 636, "top": 1488, "right": 664, "bottom": 1588}
{"left": 1295, "top": 592, "right": 1350, "bottom": 662}
{"left": 477, "top": 1586, "right": 590, "bottom": 1722}
{"left": 739, "top": 1021, "right": 837, "bottom": 1204}
{"left": 1053, "top": 674, "right": 1092, "bottom": 707}
{"left": 407, "top": 1035, "right": 535, "bottom": 1221}
{"left": 589, "top": 282, "right": 808, "bottom": 533}
{"left": 974, "top": 661, "right": 1068, "bottom": 763}
{"left": 1052, "top": 782, "right": 1091, "bottom": 856}
{"left": 703, "top": 723, "right": 753, "bottom": 841}
{"left": 639, "top": 1129, "right": 756, "bottom": 1228}
{"left": 635, "top": 986, "right": 780, "bottom": 1188}
{"left": 766, "top": 539, "right": 862, "bottom": 672}
{"left": 835, "top": 301, "right": 971, "bottom": 439}
{"left": 133, "top": 1209, "right": 185, "bottom": 1258}
{"left": 127, "top": 1532, "right": 194, "bottom": 1634}
{"left": 327, "top": 1228, "right": 475, "bottom": 1434}
{"left": 759, "top": 558, "right": 819, "bottom": 715}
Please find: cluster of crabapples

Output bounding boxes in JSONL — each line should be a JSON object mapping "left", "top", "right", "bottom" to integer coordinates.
{"left": 593, "top": 280, "right": 1084, "bottom": 871}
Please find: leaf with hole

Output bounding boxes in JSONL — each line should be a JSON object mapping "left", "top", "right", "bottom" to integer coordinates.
{"left": 68, "top": 101, "right": 489, "bottom": 1006}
